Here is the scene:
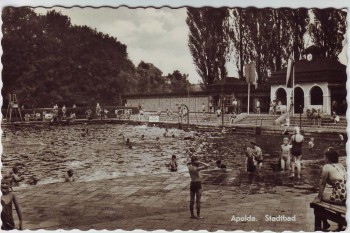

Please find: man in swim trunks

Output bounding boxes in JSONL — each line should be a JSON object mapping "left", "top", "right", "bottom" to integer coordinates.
{"left": 187, "top": 156, "right": 209, "bottom": 219}
{"left": 251, "top": 142, "right": 263, "bottom": 173}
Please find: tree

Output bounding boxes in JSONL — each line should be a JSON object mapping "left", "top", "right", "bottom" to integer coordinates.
{"left": 165, "top": 70, "right": 190, "bottom": 93}
{"left": 230, "top": 8, "right": 309, "bottom": 85}
{"left": 309, "top": 8, "right": 347, "bottom": 59}
{"left": 231, "top": 8, "right": 251, "bottom": 80}
{"left": 2, "top": 7, "right": 137, "bottom": 107}
{"left": 136, "top": 61, "right": 164, "bottom": 94}
{"left": 290, "top": 9, "right": 309, "bottom": 61}
{"left": 268, "top": 8, "right": 308, "bottom": 71}
{"left": 186, "top": 7, "right": 230, "bottom": 89}
{"left": 2, "top": 7, "right": 196, "bottom": 108}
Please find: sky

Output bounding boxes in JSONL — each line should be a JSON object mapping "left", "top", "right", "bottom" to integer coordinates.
{"left": 34, "top": 7, "right": 347, "bottom": 84}
{"left": 35, "top": 7, "right": 206, "bottom": 83}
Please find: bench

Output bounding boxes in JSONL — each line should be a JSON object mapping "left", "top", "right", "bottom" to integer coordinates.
{"left": 310, "top": 201, "right": 346, "bottom": 231}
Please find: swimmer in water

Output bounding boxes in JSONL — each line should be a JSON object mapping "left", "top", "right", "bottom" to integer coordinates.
{"left": 156, "top": 137, "right": 160, "bottom": 148}
{"left": 84, "top": 123, "right": 89, "bottom": 135}
{"left": 10, "top": 167, "right": 24, "bottom": 187}
{"left": 216, "top": 160, "right": 227, "bottom": 171}
{"left": 169, "top": 155, "right": 178, "bottom": 172}
{"left": 65, "top": 169, "right": 75, "bottom": 183}
{"left": 125, "top": 138, "right": 133, "bottom": 149}
{"left": 163, "top": 128, "right": 169, "bottom": 137}
{"left": 308, "top": 138, "right": 315, "bottom": 151}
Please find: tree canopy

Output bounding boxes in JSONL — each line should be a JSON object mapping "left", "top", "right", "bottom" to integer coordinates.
{"left": 186, "top": 7, "right": 230, "bottom": 90}
{"left": 188, "top": 7, "right": 346, "bottom": 87}
{"left": 2, "top": 7, "right": 191, "bottom": 108}
{"left": 309, "top": 8, "right": 347, "bottom": 59}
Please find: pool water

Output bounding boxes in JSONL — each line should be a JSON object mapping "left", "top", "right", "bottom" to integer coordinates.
{"left": 2, "top": 124, "right": 192, "bottom": 186}
{"left": 1, "top": 124, "right": 345, "bottom": 191}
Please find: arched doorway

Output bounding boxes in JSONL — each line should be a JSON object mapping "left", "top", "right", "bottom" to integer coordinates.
{"left": 275, "top": 88, "right": 287, "bottom": 105}
{"left": 294, "top": 87, "right": 304, "bottom": 113}
{"left": 310, "top": 86, "right": 323, "bottom": 105}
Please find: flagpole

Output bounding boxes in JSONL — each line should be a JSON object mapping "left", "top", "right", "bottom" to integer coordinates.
{"left": 292, "top": 58, "right": 295, "bottom": 117}
{"left": 247, "top": 82, "right": 250, "bottom": 115}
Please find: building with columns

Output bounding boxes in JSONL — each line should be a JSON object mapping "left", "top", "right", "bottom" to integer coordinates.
{"left": 269, "top": 46, "right": 347, "bottom": 115}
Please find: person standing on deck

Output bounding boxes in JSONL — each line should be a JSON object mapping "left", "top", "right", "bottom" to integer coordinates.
{"left": 256, "top": 100, "right": 261, "bottom": 115}
{"left": 187, "top": 157, "right": 209, "bottom": 219}
{"left": 232, "top": 99, "right": 238, "bottom": 114}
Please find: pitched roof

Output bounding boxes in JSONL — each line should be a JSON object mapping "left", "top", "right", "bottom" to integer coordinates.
{"left": 270, "top": 58, "right": 346, "bottom": 85}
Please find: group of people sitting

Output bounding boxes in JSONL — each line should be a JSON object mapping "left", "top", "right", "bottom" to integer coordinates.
{"left": 306, "top": 108, "right": 322, "bottom": 126}
{"left": 330, "top": 111, "right": 340, "bottom": 124}
{"left": 306, "top": 108, "right": 341, "bottom": 125}
{"left": 269, "top": 100, "right": 286, "bottom": 115}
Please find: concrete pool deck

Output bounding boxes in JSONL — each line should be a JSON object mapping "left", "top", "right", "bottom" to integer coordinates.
{"left": 3, "top": 115, "right": 346, "bottom": 135}
{"left": 14, "top": 172, "right": 339, "bottom": 231}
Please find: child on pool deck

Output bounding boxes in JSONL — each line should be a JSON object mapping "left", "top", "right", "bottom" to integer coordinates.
{"left": 280, "top": 137, "right": 291, "bottom": 172}
{"left": 1, "top": 178, "right": 23, "bottom": 230}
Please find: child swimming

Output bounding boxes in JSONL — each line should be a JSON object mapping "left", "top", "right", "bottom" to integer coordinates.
{"left": 65, "top": 169, "right": 75, "bottom": 183}
{"left": 10, "top": 166, "right": 24, "bottom": 187}
{"left": 169, "top": 155, "right": 178, "bottom": 172}
{"left": 308, "top": 138, "right": 315, "bottom": 151}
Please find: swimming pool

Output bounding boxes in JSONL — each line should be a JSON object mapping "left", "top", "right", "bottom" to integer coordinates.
{"left": 1, "top": 123, "right": 345, "bottom": 190}
{"left": 2, "top": 124, "right": 193, "bottom": 186}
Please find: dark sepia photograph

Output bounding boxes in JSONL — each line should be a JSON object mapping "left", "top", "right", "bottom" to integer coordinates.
{"left": 1, "top": 5, "right": 347, "bottom": 232}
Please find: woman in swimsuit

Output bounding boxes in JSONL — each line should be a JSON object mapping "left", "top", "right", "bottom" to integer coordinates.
{"left": 314, "top": 147, "right": 346, "bottom": 230}
{"left": 289, "top": 127, "right": 304, "bottom": 179}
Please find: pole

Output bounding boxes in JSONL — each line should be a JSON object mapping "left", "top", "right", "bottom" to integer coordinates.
{"left": 292, "top": 58, "right": 295, "bottom": 117}
{"left": 188, "top": 84, "right": 190, "bottom": 124}
{"left": 299, "top": 105, "right": 302, "bottom": 130}
{"left": 247, "top": 83, "right": 251, "bottom": 114}
{"left": 222, "top": 96, "right": 224, "bottom": 127}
